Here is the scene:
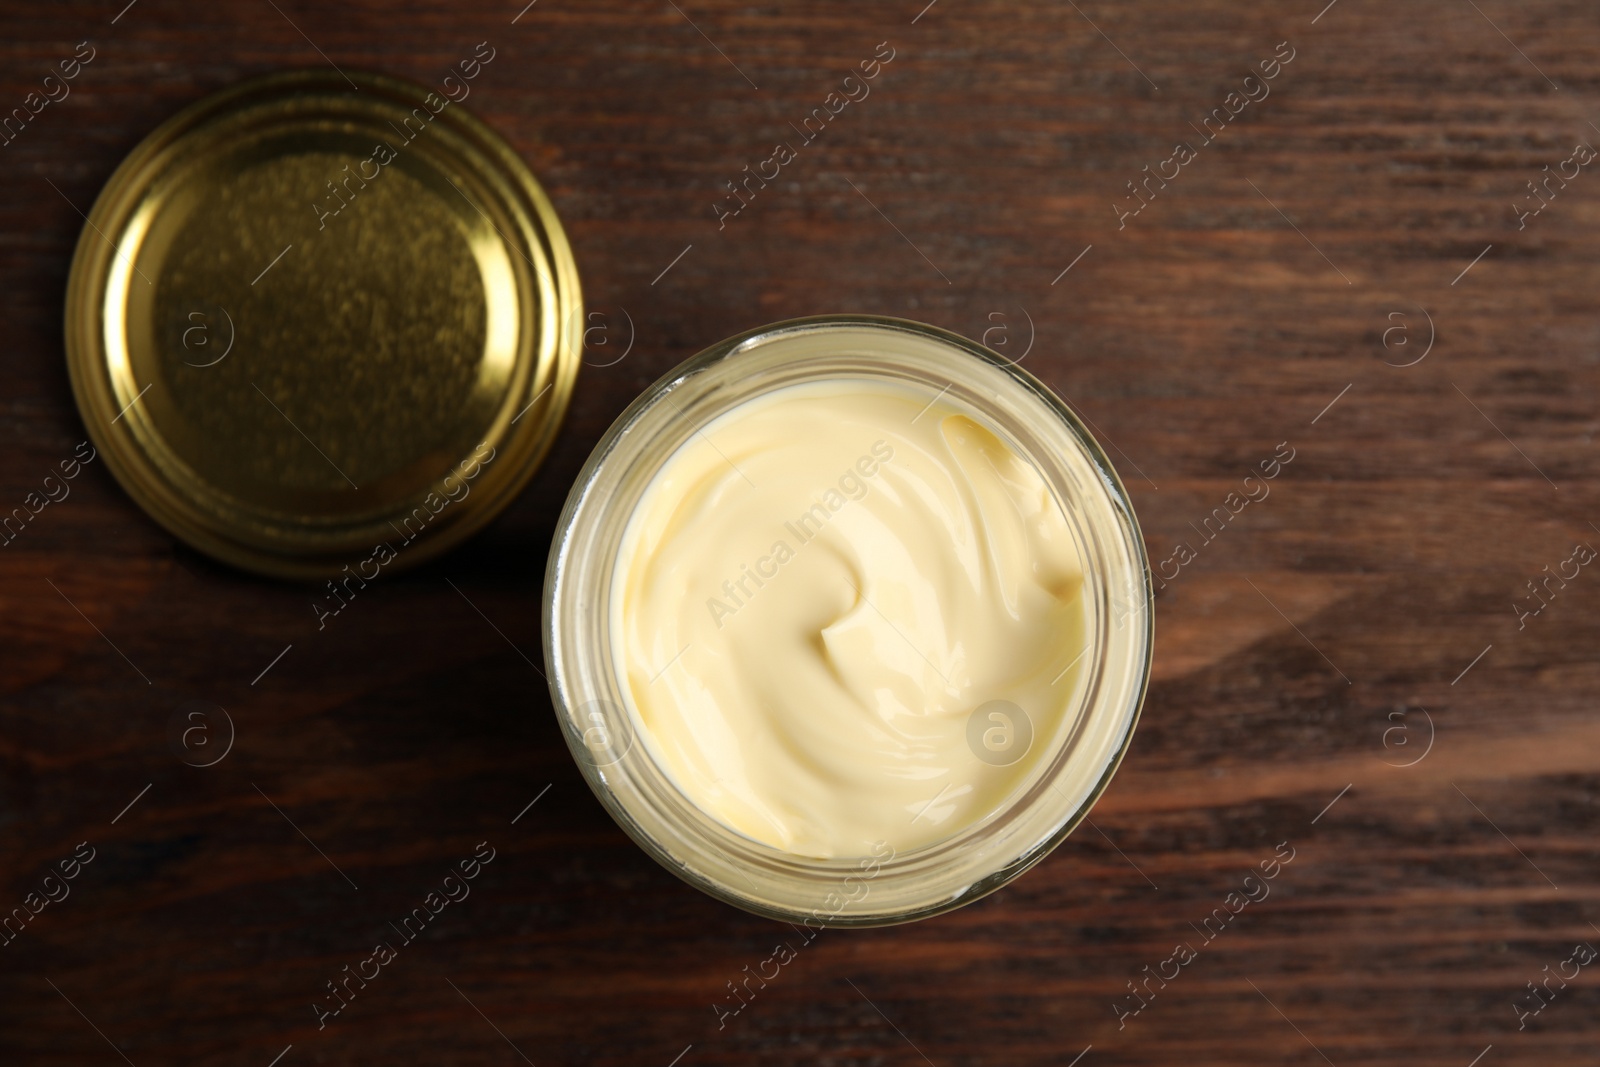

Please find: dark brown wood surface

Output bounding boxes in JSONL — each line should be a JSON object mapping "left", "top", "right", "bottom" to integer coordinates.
{"left": 4, "top": 0, "right": 1599, "bottom": 1064}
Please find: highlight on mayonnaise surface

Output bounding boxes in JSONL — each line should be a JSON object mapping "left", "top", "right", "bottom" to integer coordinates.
{"left": 610, "top": 380, "right": 1089, "bottom": 858}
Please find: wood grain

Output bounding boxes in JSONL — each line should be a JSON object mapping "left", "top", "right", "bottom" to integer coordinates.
{"left": 3, "top": 0, "right": 1599, "bottom": 1064}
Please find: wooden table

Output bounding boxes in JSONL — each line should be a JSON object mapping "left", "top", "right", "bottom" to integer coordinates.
{"left": 3, "top": 0, "right": 1597, "bottom": 1063}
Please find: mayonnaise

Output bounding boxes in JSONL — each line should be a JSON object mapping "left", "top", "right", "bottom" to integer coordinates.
{"left": 611, "top": 380, "right": 1087, "bottom": 858}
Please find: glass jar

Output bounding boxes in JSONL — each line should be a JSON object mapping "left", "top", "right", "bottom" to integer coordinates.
{"left": 543, "top": 315, "right": 1151, "bottom": 926}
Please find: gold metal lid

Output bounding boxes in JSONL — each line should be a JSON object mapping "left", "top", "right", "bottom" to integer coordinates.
{"left": 65, "top": 70, "right": 580, "bottom": 580}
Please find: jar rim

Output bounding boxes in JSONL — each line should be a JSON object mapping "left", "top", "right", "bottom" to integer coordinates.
{"left": 543, "top": 314, "right": 1152, "bottom": 926}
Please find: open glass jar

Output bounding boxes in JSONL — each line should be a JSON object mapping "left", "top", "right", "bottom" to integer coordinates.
{"left": 543, "top": 315, "right": 1151, "bottom": 925}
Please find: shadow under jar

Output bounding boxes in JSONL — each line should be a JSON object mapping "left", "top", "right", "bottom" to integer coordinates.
{"left": 543, "top": 315, "right": 1151, "bottom": 926}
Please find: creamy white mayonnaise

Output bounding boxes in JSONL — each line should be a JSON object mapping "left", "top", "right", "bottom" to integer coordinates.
{"left": 611, "top": 380, "right": 1087, "bottom": 858}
